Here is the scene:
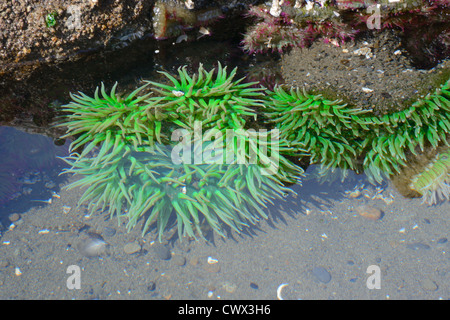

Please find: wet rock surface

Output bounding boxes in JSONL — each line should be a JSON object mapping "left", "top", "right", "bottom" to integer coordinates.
{"left": 0, "top": 0, "right": 153, "bottom": 81}
{"left": 0, "top": 0, "right": 261, "bottom": 133}
{"left": 0, "top": 0, "right": 260, "bottom": 81}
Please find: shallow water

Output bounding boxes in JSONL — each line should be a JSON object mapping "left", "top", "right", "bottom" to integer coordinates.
{"left": 0, "top": 126, "right": 449, "bottom": 300}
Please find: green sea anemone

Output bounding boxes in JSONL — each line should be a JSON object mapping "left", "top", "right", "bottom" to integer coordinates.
{"left": 265, "top": 86, "right": 371, "bottom": 179}
{"left": 61, "top": 140, "right": 294, "bottom": 241}
{"left": 57, "top": 64, "right": 305, "bottom": 240}
{"left": 144, "top": 63, "right": 304, "bottom": 184}
{"left": 410, "top": 146, "right": 450, "bottom": 205}
{"left": 265, "top": 77, "right": 450, "bottom": 185}
{"left": 57, "top": 82, "right": 161, "bottom": 163}
{"left": 362, "top": 79, "right": 450, "bottom": 183}
{"left": 45, "top": 12, "right": 57, "bottom": 28}
{"left": 144, "top": 63, "right": 266, "bottom": 131}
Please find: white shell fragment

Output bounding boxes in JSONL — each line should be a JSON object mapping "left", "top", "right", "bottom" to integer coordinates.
{"left": 185, "top": 0, "right": 194, "bottom": 9}
{"left": 207, "top": 256, "right": 219, "bottom": 264}
{"left": 15, "top": 267, "right": 22, "bottom": 276}
{"left": 172, "top": 90, "right": 185, "bottom": 97}
{"left": 276, "top": 283, "right": 289, "bottom": 300}
{"left": 38, "top": 229, "right": 50, "bottom": 234}
{"left": 362, "top": 87, "right": 374, "bottom": 93}
{"left": 270, "top": 0, "right": 282, "bottom": 17}
{"left": 176, "top": 34, "right": 188, "bottom": 43}
{"left": 51, "top": 191, "right": 61, "bottom": 199}
{"left": 62, "top": 205, "right": 71, "bottom": 214}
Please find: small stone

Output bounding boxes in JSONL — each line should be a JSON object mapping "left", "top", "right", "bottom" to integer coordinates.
{"left": 15, "top": 267, "right": 22, "bottom": 276}
{"left": 420, "top": 278, "right": 438, "bottom": 291}
{"left": 203, "top": 262, "right": 221, "bottom": 273}
{"left": 103, "top": 227, "right": 116, "bottom": 237}
{"left": 147, "top": 281, "right": 156, "bottom": 292}
{"left": 437, "top": 237, "right": 448, "bottom": 245}
{"left": 44, "top": 180, "right": 56, "bottom": 189}
{"left": 355, "top": 205, "right": 383, "bottom": 221}
{"left": 124, "top": 242, "right": 141, "bottom": 255}
{"left": 189, "top": 257, "right": 199, "bottom": 266}
{"left": 221, "top": 281, "right": 237, "bottom": 293}
{"left": 406, "top": 242, "right": 430, "bottom": 250}
{"left": 8, "top": 213, "right": 20, "bottom": 222}
{"left": 78, "top": 236, "right": 110, "bottom": 257}
{"left": 172, "top": 254, "right": 186, "bottom": 266}
{"left": 250, "top": 282, "right": 259, "bottom": 290}
{"left": 0, "top": 260, "right": 10, "bottom": 268}
{"left": 153, "top": 244, "right": 171, "bottom": 260}
{"left": 312, "top": 266, "right": 332, "bottom": 284}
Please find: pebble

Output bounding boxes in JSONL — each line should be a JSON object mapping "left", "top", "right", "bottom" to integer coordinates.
{"left": 0, "top": 260, "right": 10, "bottom": 268}
{"left": 312, "top": 266, "right": 332, "bottom": 284}
{"left": 355, "top": 205, "right": 383, "bottom": 221}
{"left": 172, "top": 254, "right": 186, "bottom": 266}
{"left": 420, "top": 278, "right": 438, "bottom": 291}
{"left": 203, "top": 262, "right": 221, "bottom": 273}
{"left": 153, "top": 243, "right": 171, "bottom": 260}
{"left": 189, "top": 257, "right": 199, "bottom": 266}
{"left": 103, "top": 227, "right": 116, "bottom": 237}
{"left": 147, "top": 281, "right": 156, "bottom": 292}
{"left": 78, "top": 236, "right": 110, "bottom": 258}
{"left": 250, "top": 282, "right": 259, "bottom": 290}
{"left": 437, "top": 237, "right": 448, "bottom": 245}
{"left": 221, "top": 281, "right": 237, "bottom": 293}
{"left": 124, "top": 241, "right": 141, "bottom": 255}
{"left": 406, "top": 242, "right": 431, "bottom": 251}
{"left": 8, "top": 213, "right": 20, "bottom": 222}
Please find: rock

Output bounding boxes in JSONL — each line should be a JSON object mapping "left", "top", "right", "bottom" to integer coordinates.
{"left": 250, "top": 282, "right": 259, "bottom": 290}
{"left": 203, "top": 262, "right": 221, "bottom": 273}
{"left": 8, "top": 213, "right": 20, "bottom": 222}
{"left": 420, "top": 278, "right": 438, "bottom": 291}
{"left": 312, "top": 266, "right": 332, "bottom": 284}
{"left": 0, "top": 260, "right": 10, "bottom": 268}
{"left": 123, "top": 241, "right": 141, "bottom": 255}
{"left": 189, "top": 256, "right": 199, "bottom": 266}
{"left": 172, "top": 254, "right": 186, "bottom": 266}
{"left": 103, "top": 227, "right": 116, "bottom": 237}
{"left": 221, "top": 281, "right": 237, "bottom": 293}
{"left": 78, "top": 235, "right": 110, "bottom": 257}
{"left": 355, "top": 205, "right": 383, "bottom": 221}
{"left": 147, "top": 281, "right": 156, "bottom": 292}
{"left": 153, "top": 243, "right": 171, "bottom": 260}
{"left": 406, "top": 242, "right": 431, "bottom": 250}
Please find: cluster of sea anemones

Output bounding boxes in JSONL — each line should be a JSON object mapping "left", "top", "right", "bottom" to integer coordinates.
{"left": 264, "top": 77, "right": 450, "bottom": 188}
{"left": 58, "top": 61, "right": 450, "bottom": 240}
